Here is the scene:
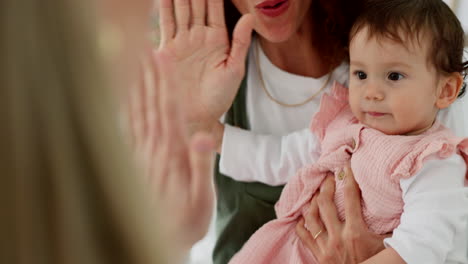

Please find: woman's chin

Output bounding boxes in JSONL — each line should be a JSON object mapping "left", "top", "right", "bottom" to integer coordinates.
{"left": 256, "top": 23, "right": 294, "bottom": 43}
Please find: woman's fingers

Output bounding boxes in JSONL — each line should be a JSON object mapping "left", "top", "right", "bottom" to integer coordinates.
{"left": 296, "top": 218, "right": 323, "bottom": 258}
{"left": 159, "top": 0, "right": 176, "bottom": 44}
{"left": 317, "top": 176, "right": 341, "bottom": 238}
{"left": 174, "top": 0, "right": 191, "bottom": 32}
{"left": 304, "top": 195, "right": 326, "bottom": 244}
{"left": 191, "top": 0, "right": 206, "bottom": 26}
{"left": 228, "top": 14, "right": 254, "bottom": 73}
{"left": 343, "top": 166, "right": 365, "bottom": 226}
{"left": 207, "top": 0, "right": 225, "bottom": 28}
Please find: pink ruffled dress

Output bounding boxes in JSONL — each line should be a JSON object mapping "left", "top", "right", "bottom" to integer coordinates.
{"left": 229, "top": 82, "right": 468, "bottom": 264}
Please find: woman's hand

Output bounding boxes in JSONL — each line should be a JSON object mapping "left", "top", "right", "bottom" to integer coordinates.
{"left": 296, "top": 167, "right": 388, "bottom": 263}
{"left": 128, "top": 50, "right": 216, "bottom": 251}
{"left": 156, "top": 0, "right": 255, "bottom": 136}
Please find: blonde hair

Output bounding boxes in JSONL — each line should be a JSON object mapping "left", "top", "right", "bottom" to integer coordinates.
{"left": 0, "top": 0, "right": 165, "bottom": 263}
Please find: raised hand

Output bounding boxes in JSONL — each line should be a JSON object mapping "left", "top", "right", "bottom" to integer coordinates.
{"left": 128, "top": 50, "right": 216, "bottom": 251}
{"left": 156, "top": 0, "right": 255, "bottom": 131}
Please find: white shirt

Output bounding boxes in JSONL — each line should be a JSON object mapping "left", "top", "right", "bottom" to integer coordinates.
{"left": 384, "top": 154, "right": 468, "bottom": 264}
{"left": 219, "top": 37, "right": 468, "bottom": 263}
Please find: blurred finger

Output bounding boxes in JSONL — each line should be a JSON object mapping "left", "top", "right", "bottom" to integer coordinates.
{"left": 167, "top": 151, "right": 190, "bottom": 195}
{"left": 174, "top": 0, "right": 191, "bottom": 32}
{"left": 152, "top": 51, "right": 164, "bottom": 137}
{"left": 126, "top": 78, "right": 139, "bottom": 146}
{"left": 189, "top": 132, "right": 215, "bottom": 204}
{"left": 143, "top": 52, "right": 160, "bottom": 144}
{"left": 156, "top": 51, "right": 187, "bottom": 155}
{"left": 148, "top": 149, "right": 165, "bottom": 190}
{"left": 159, "top": 0, "right": 176, "bottom": 44}
{"left": 128, "top": 61, "right": 147, "bottom": 148}
{"left": 207, "top": 0, "right": 225, "bottom": 28}
{"left": 191, "top": 0, "right": 206, "bottom": 26}
{"left": 343, "top": 166, "right": 365, "bottom": 226}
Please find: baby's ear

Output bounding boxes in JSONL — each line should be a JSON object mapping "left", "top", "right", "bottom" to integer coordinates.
{"left": 436, "top": 72, "right": 463, "bottom": 109}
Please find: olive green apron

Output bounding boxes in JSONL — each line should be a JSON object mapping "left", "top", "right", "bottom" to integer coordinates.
{"left": 212, "top": 77, "right": 285, "bottom": 264}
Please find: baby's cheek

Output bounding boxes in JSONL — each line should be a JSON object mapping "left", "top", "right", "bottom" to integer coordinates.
{"left": 349, "top": 100, "right": 362, "bottom": 121}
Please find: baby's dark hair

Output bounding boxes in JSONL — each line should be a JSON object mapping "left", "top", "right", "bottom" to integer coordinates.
{"left": 350, "top": 0, "right": 467, "bottom": 97}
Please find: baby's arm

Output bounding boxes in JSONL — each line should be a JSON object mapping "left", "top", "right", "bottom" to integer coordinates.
{"left": 219, "top": 125, "right": 321, "bottom": 186}
{"left": 365, "top": 154, "right": 468, "bottom": 264}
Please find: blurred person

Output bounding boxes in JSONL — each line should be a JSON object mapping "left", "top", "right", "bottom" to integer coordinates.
{"left": 0, "top": 0, "right": 215, "bottom": 263}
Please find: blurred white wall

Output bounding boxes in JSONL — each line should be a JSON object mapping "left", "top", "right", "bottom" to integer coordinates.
{"left": 445, "top": 0, "right": 468, "bottom": 38}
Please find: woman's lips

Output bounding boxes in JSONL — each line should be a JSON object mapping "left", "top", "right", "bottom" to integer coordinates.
{"left": 255, "top": 0, "right": 289, "bottom": 18}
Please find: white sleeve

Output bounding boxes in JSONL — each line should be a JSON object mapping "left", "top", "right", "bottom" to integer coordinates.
{"left": 219, "top": 125, "right": 321, "bottom": 186}
{"left": 383, "top": 154, "right": 468, "bottom": 264}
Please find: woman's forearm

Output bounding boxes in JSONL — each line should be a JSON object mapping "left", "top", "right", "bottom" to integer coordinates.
{"left": 360, "top": 248, "right": 405, "bottom": 264}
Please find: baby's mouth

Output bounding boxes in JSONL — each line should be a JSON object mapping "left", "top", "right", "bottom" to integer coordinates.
{"left": 365, "top": 111, "right": 387, "bottom": 117}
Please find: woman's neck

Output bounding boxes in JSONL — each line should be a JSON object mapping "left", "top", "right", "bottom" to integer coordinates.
{"left": 257, "top": 22, "right": 331, "bottom": 78}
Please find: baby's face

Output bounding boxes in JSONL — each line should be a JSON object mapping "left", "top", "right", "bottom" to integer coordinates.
{"left": 348, "top": 27, "right": 441, "bottom": 135}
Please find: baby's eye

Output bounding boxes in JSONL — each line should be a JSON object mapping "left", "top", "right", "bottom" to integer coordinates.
{"left": 387, "top": 72, "right": 404, "bottom": 81}
{"left": 354, "top": 71, "right": 367, "bottom": 80}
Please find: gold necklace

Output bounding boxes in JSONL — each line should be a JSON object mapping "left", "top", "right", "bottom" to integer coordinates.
{"left": 254, "top": 40, "right": 332, "bottom": 107}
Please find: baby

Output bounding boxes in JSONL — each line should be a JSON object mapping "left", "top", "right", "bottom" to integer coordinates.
{"left": 228, "top": 0, "right": 468, "bottom": 263}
